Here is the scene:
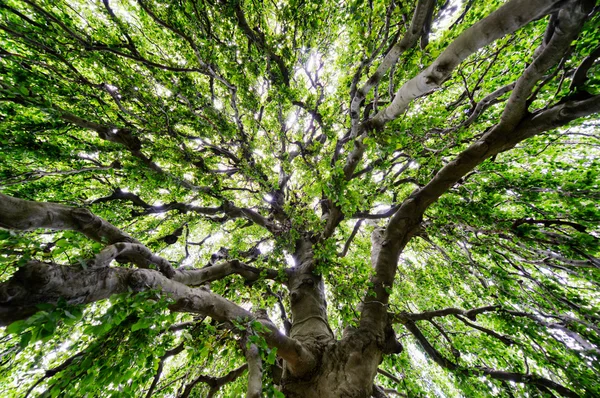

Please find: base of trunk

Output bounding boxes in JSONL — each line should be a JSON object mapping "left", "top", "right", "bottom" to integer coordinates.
{"left": 282, "top": 330, "right": 382, "bottom": 398}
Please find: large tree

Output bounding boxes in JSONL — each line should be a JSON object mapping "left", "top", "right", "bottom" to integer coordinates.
{"left": 0, "top": 0, "right": 599, "bottom": 396}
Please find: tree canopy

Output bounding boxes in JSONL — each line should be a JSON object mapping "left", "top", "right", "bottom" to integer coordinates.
{"left": 0, "top": 0, "right": 599, "bottom": 396}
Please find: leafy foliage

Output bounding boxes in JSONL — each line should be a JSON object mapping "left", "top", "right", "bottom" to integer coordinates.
{"left": 0, "top": 0, "right": 599, "bottom": 397}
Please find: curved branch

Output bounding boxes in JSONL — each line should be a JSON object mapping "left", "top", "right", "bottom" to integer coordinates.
{"left": 0, "top": 193, "right": 135, "bottom": 245}
{"left": 92, "top": 242, "right": 174, "bottom": 276}
{"left": 226, "top": 0, "right": 290, "bottom": 86}
{"left": 173, "top": 260, "right": 282, "bottom": 286}
{"left": 0, "top": 193, "right": 175, "bottom": 277}
{"left": 179, "top": 364, "right": 248, "bottom": 398}
{"left": 404, "top": 320, "right": 578, "bottom": 397}
{"left": 1, "top": 161, "right": 120, "bottom": 186}
{"left": 361, "top": 89, "right": 600, "bottom": 331}
{"left": 370, "top": 0, "right": 564, "bottom": 126}
{"left": 392, "top": 305, "right": 500, "bottom": 322}
{"left": 0, "top": 261, "right": 315, "bottom": 377}
{"left": 350, "top": 0, "right": 436, "bottom": 122}
{"left": 94, "top": 189, "right": 279, "bottom": 233}
{"left": 24, "top": 351, "right": 85, "bottom": 398}
{"left": 512, "top": 218, "right": 587, "bottom": 232}
{"left": 340, "top": 220, "right": 363, "bottom": 257}
{"left": 570, "top": 43, "right": 600, "bottom": 90}
{"left": 358, "top": 1, "right": 595, "bottom": 331}
{"left": 145, "top": 342, "right": 185, "bottom": 398}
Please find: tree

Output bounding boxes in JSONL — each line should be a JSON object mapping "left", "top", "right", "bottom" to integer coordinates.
{"left": 0, "top": 0, "right": 599, "bottom": 396}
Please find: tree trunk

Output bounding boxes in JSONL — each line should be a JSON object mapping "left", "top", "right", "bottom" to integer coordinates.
{"left": 280, "top": 239, "right": 385, "bottom": 397}
{"left": 281, "top": 329, "right": 382, "bottom": 397}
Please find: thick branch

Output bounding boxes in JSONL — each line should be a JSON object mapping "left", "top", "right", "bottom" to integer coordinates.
{"left": 0, "top": 193, "right": 175, "bottom": 277}
{"left": 0, "top": 193, "right": 134, "bottom": 244}
{"left": 92, "top": 242, "right": 174, "bottom": 276}
{"left": 0, "top": 261, "right": 315, "bottom": 377}
{"left": 370, "top": 0, "right": 563, "bottom": 126}
{"left": 172, "top": 260, "right": 282, "bottom": 286}
{"left": 359, "top": 1, "right": 595, "bottom": 325}
{"left": 350, "top": 0, "right": 436, "bottom": 121}
{"left": 361, "top": 90, "right": 600, "bottom": 331}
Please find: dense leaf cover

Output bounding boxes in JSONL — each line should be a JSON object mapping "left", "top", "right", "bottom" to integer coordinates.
{"left": 0, "top": 0, "right": 599, "bottom": 396}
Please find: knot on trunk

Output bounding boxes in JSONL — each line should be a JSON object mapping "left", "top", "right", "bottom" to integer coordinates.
{"left": 0, "top": 282, "right": 26, "bottom": 303}
{"left": 16, "top": 261, "right": 52, "bottom": 290}
{"left": 128, "top": 269, "right": 154, "bottom": 291}
{"left": 382, "top": 322, "right": 404, "bottom": 354}
{"left": 70, "top": 207, "right": 95, "bottom": 224}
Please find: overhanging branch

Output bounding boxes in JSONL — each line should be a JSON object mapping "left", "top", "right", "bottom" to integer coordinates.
{"left": 0, "top": 193, "right": 175, "bottom": 277}
{"left": 403, "top": 320, "right": 578, "bottom": 397}
{"left": 0, "top": 261, "right": 315, "bottom": 377}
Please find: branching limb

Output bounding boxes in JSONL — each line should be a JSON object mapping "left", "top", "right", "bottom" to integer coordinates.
{"left": 454, "top": 314, "right": 515, "bottom": 346}
{"left": 173, "top": 260, "right": 282, "bottom": 286}
{"left": 93, "top": 189, "right": 280, "bottom": 233}
{"left": 226, "top": 0, "right": 290, "bottom": 86}
{"left": 24, "top": 351, "right": 84, "bottom": 398}
{"left": 0, "top": 261, "right": 316, "bottom": 377}
{"left": 361, "top": 87, "right": 600, "bottom": 335}
{"left": 499, "top": 4, "right": 588, "bottom": 130}
{"left": 1, "top": 161, "right": 120, "bottom": 186}
{"left": 391, "top": 305, "right": 500, "bottom": 322}
{"left": 512, "top": 218, "right": 587, "bottom": 233}
{"left": 0, "top": 193, "right": 175, "bottom": 277}
{"left": 454, "top": 82, "right": 516, "bottom": 131}
{"left": 179, "top": 364, "right": 248, "bottom": 398}
{"left": 370, "top": 0, "right": 564, "bottom": 126}
{"left": 403, "top": 320, "right": 578, "bottom": 397}
{"left": 350, "top": 0, "right": 436, "bottom": 123}
{"left": 57, "top": 110, "right": 211, "bottom": 193}
{"left": 145, "top": 342, "right": 185, "bottom": 398}
{"left": 0, "top": 193, "right": 135, "bottom": 245}
{"left": 92, "top": 242, "right": 174, "bottom": 276}
{"left": 266, "top": 287, "right": 292, "bottom": 335}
